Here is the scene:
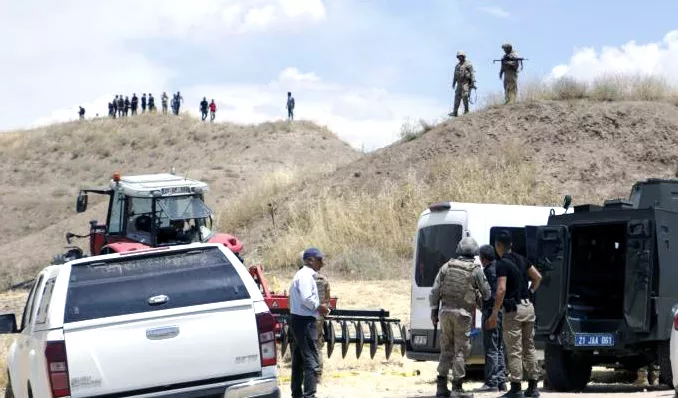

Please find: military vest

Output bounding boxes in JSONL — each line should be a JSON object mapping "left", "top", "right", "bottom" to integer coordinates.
{"left": 440, "top": 257, "right": 478, "bottom": 311}
{"left": 454, "top": 62, "right": 474, "bottom": 83}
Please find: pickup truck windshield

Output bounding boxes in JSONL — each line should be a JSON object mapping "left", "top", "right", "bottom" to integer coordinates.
{"left": 64, "top": 247, "right": 250, "bottom": 323}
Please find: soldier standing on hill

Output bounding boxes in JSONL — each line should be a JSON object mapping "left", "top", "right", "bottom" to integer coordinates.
{"left": 450, "top": 51, "right": 476, "bottom": 118}
{"left": 430, "top": 234, "right": 491, "bottom": 398}
{"left": 78, "top": 106, "right": 85, "bottom": 120}
{"left": 209, "top": 99, "right": 217, "bottom": 122}
{"left": 141, "top": 93, "right": 147, "bottom": 113}
{"left": 131, "top": 94, "right": 139, "bottom": 115}
{"left": 499, "top": 43, "right": 521, "bottom": 104}
{"left": 287, "top": 92, "right": 295, "bottom": 120}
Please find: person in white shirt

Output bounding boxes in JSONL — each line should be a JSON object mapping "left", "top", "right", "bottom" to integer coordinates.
{"left": 289, "top": 247, "right": 330, "bottom": 398}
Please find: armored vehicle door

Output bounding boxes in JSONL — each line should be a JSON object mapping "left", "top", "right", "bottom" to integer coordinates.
{"left": 526, "top": 225, "right": 569, "bottom": 335}
{"left": 624, "top": 219, "right": 654, "bottom": 333}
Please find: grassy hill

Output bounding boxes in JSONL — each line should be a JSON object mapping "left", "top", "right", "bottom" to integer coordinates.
{"left": 0, "top": 114, "right": 362, "bottom": 286}
{"left": 3, "top": 74, "right": 678, "bottom": 287}
{"left": 219, "top": 75, "right": 678, "bottom": 279}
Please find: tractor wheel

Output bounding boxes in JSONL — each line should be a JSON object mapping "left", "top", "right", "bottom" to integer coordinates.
{"left": 544, "top": 344, "right": 592, "bottom": 392}
{"left": 658, "top": 340, "right": 674, "bottom": 388}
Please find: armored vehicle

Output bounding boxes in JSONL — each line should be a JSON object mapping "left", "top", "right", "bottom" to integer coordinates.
{"left": 526, "top": 178, "right": 677, "bottom": 391}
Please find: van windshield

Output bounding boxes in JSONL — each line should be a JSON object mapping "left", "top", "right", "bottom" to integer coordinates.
{"left": 415, "top": 224, "right": 463, "bottom": 287}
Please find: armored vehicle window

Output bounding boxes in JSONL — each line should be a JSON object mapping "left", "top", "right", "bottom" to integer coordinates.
{"left": 63, "top": 246, "right": 251, "bottom": 323}
{"left": 568, "top": 223, "right": 626, "bottom": 320}
{"left": 415, "top": 224, "right": 463, "bottom": 287}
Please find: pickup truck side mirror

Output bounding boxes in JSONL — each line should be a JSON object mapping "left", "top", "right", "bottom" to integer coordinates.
{"left": 0, "top": 314, "right": 18, "bottom": 334}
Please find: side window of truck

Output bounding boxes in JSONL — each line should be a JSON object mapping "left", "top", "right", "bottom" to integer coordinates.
{"left": 35, "top": 277, "right": 56, "bottom": 325}
{"left": 20, "top": 275, "right": 44, "bottom": 332}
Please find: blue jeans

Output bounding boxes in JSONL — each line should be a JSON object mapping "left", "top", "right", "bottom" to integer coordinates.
{"left": 482, "top": 308, "right": 506, "bottom": 387}
{"left": 290, "top": 315, "right": 320, "bottom": 398}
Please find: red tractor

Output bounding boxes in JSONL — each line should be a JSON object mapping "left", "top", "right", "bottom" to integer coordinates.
{"left": 56, "top": 171, "right": 407, "bottom": 360}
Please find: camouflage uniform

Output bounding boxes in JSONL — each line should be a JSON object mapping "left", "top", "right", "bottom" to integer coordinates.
{"left": 451, "top": 51, "right": 476, "bottom": 117}
{"left": 430, "top": 236, "right": 491, "bottom": 398}
{"left": 314, "top": 272, "right": 330, "bottom": 377}
{"left": 499, "top": 43, "right": 520, "bottom": 104}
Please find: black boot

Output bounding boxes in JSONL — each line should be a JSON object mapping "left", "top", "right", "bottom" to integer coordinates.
{"left": 500, "top": 382, "right": 524, "bottom": 398}
{"left": 524, "top": 380, "right": 540, "bottom": 397}
{"left": 436, "top": 376, "right": 451, "bottom": 398}
{"left": 452, "top": 380, "right": 473, "bottom": 398}
{"left": 498, "top": 382, "right": 507, "bottom": 391}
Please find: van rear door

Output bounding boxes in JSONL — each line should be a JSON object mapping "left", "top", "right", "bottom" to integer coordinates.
{"left": 624, "top": 219, "right": 654, "bottom": 333}
{"left": 62, "top": 246, "right": 262, "bottom": 398}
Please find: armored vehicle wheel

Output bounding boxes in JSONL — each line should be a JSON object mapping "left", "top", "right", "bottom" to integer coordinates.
{"left": 658, "top": 340, "right": 674, "bottom": 388}
{"left": 544, "top": 344, "right": 592, "bottom": 392}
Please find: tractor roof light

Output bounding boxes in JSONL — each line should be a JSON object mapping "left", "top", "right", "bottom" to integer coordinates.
{"left": 428, "top": 202, "right": 451, "bottom": 212}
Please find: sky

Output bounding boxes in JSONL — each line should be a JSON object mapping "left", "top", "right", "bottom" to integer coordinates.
{"left": 3, "top": 0, "right": 678, "bottom": 151}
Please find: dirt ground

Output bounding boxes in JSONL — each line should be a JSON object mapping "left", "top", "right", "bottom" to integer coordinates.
{"left": 0, "top": 279, "right": 674, "bottom": 398}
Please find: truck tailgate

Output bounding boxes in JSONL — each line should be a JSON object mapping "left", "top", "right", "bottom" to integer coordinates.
{"left": 64, "top": 302, "right": 261, "bottom": 397}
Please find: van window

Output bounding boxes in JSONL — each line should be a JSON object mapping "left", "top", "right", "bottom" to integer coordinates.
{"left": 489, "top": 226, "right": 528, "bottom": 258}
{"left": 415, "top": 224, "right": 463, "bottom": 287}
{"left": 64, "top": 247, "right": 251, "bottom": 323}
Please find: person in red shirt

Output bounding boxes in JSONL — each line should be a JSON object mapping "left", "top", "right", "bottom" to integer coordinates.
{"left": 209, "top": 99, "right": 216, "bottom": 122}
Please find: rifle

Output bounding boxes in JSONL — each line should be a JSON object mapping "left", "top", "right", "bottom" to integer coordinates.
{"left": 493, "top": 57, "right": 528, "bottom": 71}
{"left": 433, "top": 320, "right": 438, "bottom": 348}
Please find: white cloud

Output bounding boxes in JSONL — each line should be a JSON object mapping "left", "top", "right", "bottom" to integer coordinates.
{"left": 0, "top": 0, "right": 326, "bottom": 132}
{"left": 37, "top": 67, "right": 446, "bottom": 151}
{"left": 549, "top": 30, "right": 678, "bottom": 83}
{"left": 478, "top": 6, "right": 511, "bottom": 19}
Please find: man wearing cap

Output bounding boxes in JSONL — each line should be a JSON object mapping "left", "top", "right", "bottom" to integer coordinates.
{"left": 450, "top": 50, "right": 476, "bottom": 117}
{"left": 289, "top": 247, "right": 331, "bottom": 398}
{"left": 430, "top": 234, "right": 491, "bottom": 397}
{"left": 499, "top": 43, "right": 521, "bottom": 104}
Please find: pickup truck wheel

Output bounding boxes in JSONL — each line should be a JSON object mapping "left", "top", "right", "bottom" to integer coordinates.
{"left": 658, "top": 340, "right": 673, "bottom": 388}
{"left": 544, "top": 344, "right": 592, "bottom": 392}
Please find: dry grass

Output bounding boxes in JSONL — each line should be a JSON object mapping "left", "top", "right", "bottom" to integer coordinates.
{"left": 240, "top": 140, "right": 558, "bottom": 278}
{"left": 480, "top": 73, "right": 678, "bottom": 108}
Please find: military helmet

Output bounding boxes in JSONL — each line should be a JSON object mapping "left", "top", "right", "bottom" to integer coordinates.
{"left": 501, "top": 42, "right": 512, "bottom": 49}
{"left": 456, "top": 235, "right": 479, "bottom": 257}
{"left": 456, "top": 50, "right": 466, "bottom": 57}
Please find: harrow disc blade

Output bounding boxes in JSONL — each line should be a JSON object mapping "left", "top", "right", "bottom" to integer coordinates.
{"left": 400, "top": 324, "right": 407, "bottom": 356}
{"left": 384, "top": 321, "right": 394, "bottom": 360}
{"left": 369, "top": 321, "right": 378, "bottom": 359}
{"left": 326, "top": 320, "right": 336, "bottom": 358}
{"left": 280, "top": 322, "right": 289, "bottom": 357}
{"left": 355, "top": 321, "right": 364, "bottom": 359}
{"left": 340, "top": 321, "right": 350, "bottom": 359}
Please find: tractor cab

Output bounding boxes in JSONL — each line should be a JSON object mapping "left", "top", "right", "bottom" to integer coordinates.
{"left": 62, "top": 172, "right": 243, "bottom": 260}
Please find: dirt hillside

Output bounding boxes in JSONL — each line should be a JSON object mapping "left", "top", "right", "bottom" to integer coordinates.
{"left": 0, "top": 113, "right": 362, "bottom": 285}
{"left": 312, "top": 100, "right": 678, "bottom": 202}
{"left": 228, "top": 100, "right": 678, "bottom": 273}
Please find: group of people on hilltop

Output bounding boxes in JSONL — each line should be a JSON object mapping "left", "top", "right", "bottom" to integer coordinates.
{"left": 105, "top": 91, "right": 188, "bottom": 118}
{"left": 78, "top": 90, "right": 295, "bottom": 123}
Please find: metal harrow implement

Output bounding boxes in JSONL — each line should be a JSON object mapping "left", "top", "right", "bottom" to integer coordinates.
{"left": 273, "top": 309, "right": 408, "bottom": 360}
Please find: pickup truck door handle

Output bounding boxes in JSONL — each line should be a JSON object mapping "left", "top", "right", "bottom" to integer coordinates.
{"left": 146, "top": 326, "right": 180, "bottom": 340}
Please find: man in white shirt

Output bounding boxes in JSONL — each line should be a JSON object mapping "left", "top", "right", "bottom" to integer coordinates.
{"left": 289, "top": 247, "right": 330, "bottom": 398}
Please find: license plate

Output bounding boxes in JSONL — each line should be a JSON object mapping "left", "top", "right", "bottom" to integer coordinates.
{"left": 574, "top": 333, "right": 615, "bottom": 347}
{"left": 413, "top": 335, "right": 427, "bottom": 346}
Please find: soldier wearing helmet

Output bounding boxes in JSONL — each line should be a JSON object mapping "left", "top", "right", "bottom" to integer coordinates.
{"left": 430, "top": 233, "right": 491, "bottom": 397}
{"left": 450, "top": 50, "right": 476, "bottom": 118}
{"left": 499, "top": 42, "right": 521, "bottom": 104}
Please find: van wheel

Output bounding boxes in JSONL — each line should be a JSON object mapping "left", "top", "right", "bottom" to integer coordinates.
{"left": 658, "top": 340, "right": 673, "bottom": 388}
{"left": 544, "top": 344, "right": 592, "bottom": 392}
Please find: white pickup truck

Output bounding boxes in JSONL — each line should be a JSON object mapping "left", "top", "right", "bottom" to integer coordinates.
{"left": 0, "top": 243, "right": 280, "bottom": 398}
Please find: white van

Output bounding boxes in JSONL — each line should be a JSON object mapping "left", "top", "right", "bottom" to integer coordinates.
{"left": 405, "top": 200, "right": 572, "bottom": 366}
